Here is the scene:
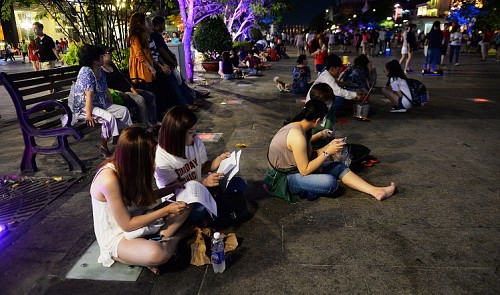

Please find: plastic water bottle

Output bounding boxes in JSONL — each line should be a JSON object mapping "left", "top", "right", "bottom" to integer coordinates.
{"left": 211, "top": 232, "right": 225, "bottom": 273}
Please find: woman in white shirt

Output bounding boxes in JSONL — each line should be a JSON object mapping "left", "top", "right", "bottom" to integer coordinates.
{"left": 90, "top": 126, "right": 190, "bottom": 275}
{"left": 449, "top": 26, "right": 462, "bottom": 66}
{"left": 155, "top": 106, "right": 247, "bottom": 221}
{"left": 381, "top": 60, "right": 412, "bottom": 113}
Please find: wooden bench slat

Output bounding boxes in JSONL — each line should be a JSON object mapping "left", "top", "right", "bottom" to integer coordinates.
{"left": 35, "top": 118, "right": 66, "bottom": 130}
{"left": 15, "top": 72, "right": 79, "bottom": 88}
{"left": 19, "top": 80, "right": 74, "bottom": 97}
{"left": 24, "top": 90, "right": 71, "bottom": 107}
{"left": 7, "top": 66, "right": 80, "bottom": 81}
{"left": 29, "top": 109, "right": 66, "bottom": 125}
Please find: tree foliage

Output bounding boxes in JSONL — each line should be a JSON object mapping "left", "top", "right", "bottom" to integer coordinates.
{"left": 193, "top": 15, "right": 232, "bottom": 59}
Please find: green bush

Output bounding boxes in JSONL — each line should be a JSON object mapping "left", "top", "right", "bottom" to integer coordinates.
{"left": 114, "top": 47, "right": 130, "bottom": 73}
{"left": 61, "top": 42, "right": 82, "bottom": 66}
{"left": 193, "top": 16, "right": 233, "bottom": 60}
{"left": 250, "top": 27, "right": 263, "bottom": 41}
{"left": 233, "top": 41, "right": 251, "bottom": 49}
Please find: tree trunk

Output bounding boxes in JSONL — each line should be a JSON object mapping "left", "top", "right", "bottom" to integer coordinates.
{"left": 183, "top": 25, "right": 194, "bottom": 83}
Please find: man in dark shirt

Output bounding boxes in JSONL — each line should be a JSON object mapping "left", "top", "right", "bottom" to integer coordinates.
{"left": 32, "top": 22, "right": 63, "bottom": 70}
{"left": 150, "top": 16, "right": 208, "bottom": 109}
{"left": 424, "top": 21, "right": 443, "bottom": 73}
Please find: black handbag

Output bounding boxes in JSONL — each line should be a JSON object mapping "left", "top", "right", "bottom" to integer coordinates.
{"left": 210, "top": 190, "right": 252, "bottom": 230}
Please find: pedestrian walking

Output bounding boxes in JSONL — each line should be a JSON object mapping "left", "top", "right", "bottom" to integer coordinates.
{"left": 32, "top": 22, "right": 64, "bottom": 70}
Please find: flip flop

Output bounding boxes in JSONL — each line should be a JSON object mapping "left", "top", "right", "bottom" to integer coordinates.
{"left": 362, "top": 160, "right": 374, "bottom": 167}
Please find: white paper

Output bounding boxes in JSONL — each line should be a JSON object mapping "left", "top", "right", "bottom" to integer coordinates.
{"left": 217, "top": 150, "right": 241, "bottom": 189}
{"left": 175, "top": 181, "right": 218, "bottom": 218}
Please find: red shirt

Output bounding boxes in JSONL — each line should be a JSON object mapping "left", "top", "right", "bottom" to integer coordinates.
{"left": 314, "top": 50, "right": 327, "bottom": 65}
{"left": 483, "top": 30, "right": 494, "bottom": 42}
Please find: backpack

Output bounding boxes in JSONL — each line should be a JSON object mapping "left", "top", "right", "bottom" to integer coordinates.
{"left": 404, "top": 78, "right": 429, "bottom": 107}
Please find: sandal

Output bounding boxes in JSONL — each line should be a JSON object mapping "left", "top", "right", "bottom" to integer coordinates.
{"left": 366, "top": 155, "right": 380, "bottom": 164}
{"left": 361, "top": 160, "right": 374, "bottom": 167}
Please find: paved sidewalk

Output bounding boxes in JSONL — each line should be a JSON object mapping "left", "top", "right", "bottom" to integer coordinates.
{"left": 0, "top": 50, "right": 499, "bottom": 295}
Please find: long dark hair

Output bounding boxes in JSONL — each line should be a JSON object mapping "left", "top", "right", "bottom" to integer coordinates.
{"left": 128, "top": 12, "right": 149, "bottom": 50}
{"left": 158, "top": 106, "right": 198, "bottom": 159}
{"left": 102, "top": 126, "right": 157, "bottom": 207}
{"left": 385, "top": 60, "right": 407, "bottom": 81}
{"left": 287, "top": 99, "right": 328, "bottom": 124}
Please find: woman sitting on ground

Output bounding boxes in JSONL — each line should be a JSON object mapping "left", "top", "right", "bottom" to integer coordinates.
{"left": 72, "top": 44, "right": 132, "bottom": 158}
{"left": 155, "top": 106, "right": 247, "bottom": 220}
{"left": 339, "top": 54, "right": 371, "bottom": 91}
{"left": 266, "top": 91, "right": 395, "bottom": 202}
{"left": 91, "top": 126, "right": 191, "bottom": 274}
{"left": 381, "top": 60, "right": 413, "bottom": 113}
{"left": 273, "top": 54, "right": 312, "bottom": 94}
{"left": 218, "top": 51, "right": 241, "bottom": 80}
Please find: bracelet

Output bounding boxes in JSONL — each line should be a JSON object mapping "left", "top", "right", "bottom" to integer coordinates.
{"left": 323, "top": 151, "right": 330, "bottom": 159}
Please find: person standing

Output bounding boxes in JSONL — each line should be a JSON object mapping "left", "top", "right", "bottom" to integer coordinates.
{"left": 32, "top": 22, "right": 64, "bottom": 70}
{"left": 480, "top": 25, "right": 494, "bottom": 61}
{"left": 28, "top": 39, "right": 40, "bottom": 71}
{"left": 295, "top": 31, "right": 305, "bottom": 56}
{"left": 378, "top": 27, "right": 386, "bottom": 54}
{"left": 423, "top": 21, "right": 443, "bottom": 74}
{"left": 449, "top": 26, "right": 462, "bottom": 66}
{"left": 21, "top": 40, "right": 29, "bottom": 64}
{"left": 3, "top": 43, "right": 15, "bottom": 61}
{"left": 440, "top": 23, "right": 450, "bottom": 66}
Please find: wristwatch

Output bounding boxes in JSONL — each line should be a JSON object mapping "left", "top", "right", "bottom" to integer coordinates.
{"left": 323, "top": 151, "right": 330, "bottom": 159}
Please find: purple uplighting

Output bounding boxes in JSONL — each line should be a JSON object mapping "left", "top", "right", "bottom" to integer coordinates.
{"left": 0, "top": 224, "right": 8, "bottom": 239}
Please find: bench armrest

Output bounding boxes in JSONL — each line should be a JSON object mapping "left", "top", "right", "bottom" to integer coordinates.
{"left": 24, "top": 100, "right": 83, "bottom": 140}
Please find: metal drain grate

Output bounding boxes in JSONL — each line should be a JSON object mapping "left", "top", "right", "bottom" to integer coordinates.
{"left": 0, "top": 177, "right": 81, "bottom": 229}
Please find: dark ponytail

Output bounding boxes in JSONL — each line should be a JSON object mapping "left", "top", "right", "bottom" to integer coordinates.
{"left": 286, "top": 99, "right": 328, "bottom": 125}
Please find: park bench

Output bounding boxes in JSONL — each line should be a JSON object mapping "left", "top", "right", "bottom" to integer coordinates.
{"left": 0, "top": 66, "right": 97, "bottom": 173}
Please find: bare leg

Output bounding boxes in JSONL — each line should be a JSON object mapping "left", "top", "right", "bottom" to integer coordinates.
{"left": 113, "top": 208, "right": 191, "bottom": 271}
{"left": 406, "top": 51, "right": 412, "bottom": 71}
{"left": 158, "top": 207, "right": 191, "bottom": 238}
{"left": 381, "top": 86, "right": 400, "bottom": 107}
{"left": 100, "top": 137, "right": 111, "bottom": 158}
{"left": 340, "top": 171, "right": 396, "bottom": 201}
{"left": 115, "top": 235, "right": 182, "bottom": 269}
{"left": 399, "top": 54, "right": 407, "bottom": 68}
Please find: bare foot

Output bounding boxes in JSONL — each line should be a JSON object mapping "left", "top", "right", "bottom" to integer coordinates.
{"left": 372, "top": 182, "right": 396, "bottom": 201}
{"left": 147, "top": 266, "right": 160, "bottom": 275}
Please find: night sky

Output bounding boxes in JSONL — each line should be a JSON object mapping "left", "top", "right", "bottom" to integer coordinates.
{"left": 283, "top": 0, "right": 333, "bottom": 25}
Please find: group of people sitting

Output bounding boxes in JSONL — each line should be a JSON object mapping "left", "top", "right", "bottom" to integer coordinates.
{"left": 69, "top": 12, "right": 209, "bottom": 158}
{"left": 267, "top": 53, "right": 418, "bottom": 204}
{"left": 91, "top": 106, "right": 246, "bottom": 274}
{"left": 87, "top": 36, "right": 412, "bottom": 274}
{"left": 217, "top": 43, "right": 291, "bottom": 80}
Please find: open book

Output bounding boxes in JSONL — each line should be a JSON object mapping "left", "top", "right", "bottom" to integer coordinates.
{"left": 216, "top": 150, "right": 241, "bottom": 189}
{"left": 175, "top": 181, "right": 218, "bottom": 218}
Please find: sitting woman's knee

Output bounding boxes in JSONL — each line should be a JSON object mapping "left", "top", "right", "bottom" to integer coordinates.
{"left": 144, "top": 243, "right": 173, "bottom": 265}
